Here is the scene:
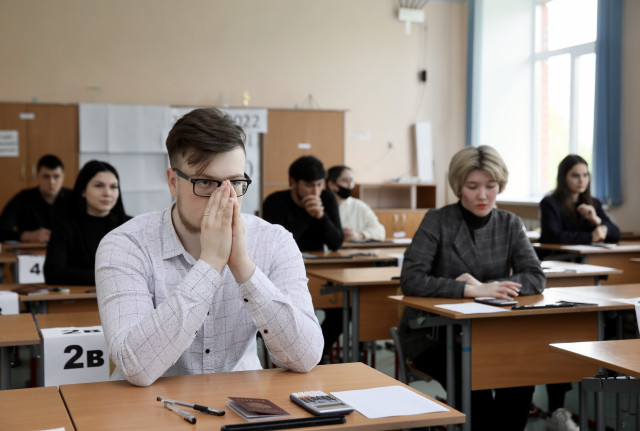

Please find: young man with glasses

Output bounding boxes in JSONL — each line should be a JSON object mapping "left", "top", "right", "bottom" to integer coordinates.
{"left": 96, "top": 108, "right": 323, "bottom": 386}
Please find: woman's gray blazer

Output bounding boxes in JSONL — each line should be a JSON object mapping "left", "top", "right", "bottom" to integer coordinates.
{"left": 399, "top": 203, "right": 545, "bottom": 360}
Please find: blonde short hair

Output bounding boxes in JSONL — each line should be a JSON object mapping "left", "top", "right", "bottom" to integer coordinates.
{"left": 448, "top": 145, "right": 508, "bottom": 198}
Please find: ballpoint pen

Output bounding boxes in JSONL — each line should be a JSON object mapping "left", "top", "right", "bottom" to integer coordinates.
{"left": 164, "top": 401, "right": 197, "bottom": 424}
{"left": 157, "top": 396, "right": 225, "bottom": 416}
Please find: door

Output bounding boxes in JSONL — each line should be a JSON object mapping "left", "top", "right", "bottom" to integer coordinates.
{"left": 0, "top": 103, "right": 78, "bottom": 211}
{"left": 0, "top": 103, "right": 28, "bottom": 209}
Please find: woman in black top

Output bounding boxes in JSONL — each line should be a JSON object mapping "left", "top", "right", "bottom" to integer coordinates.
{"left": 540, "top": 154, "right": 620, "bottom": 244}
{"left": 44, "top": 160, "right": 131, "bottom": 285}
{"left": 539, "top": 155, "right": 620, "bottom": 421}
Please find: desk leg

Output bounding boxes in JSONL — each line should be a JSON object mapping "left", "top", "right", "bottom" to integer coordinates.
{"left": 351, "top": 287, "right": 360, "bottom": 363}
{"left": 596, "top": 311, "right": 605, "bottom": 431}
{"left": 579, "top": 381, "right": 588, "bottom": 430}
{"left": 461, "top": 320, "right": 471, "bottom": 431}
{"left": 341, "top": 287, "right": 350, "bottom": 363}
{"left": 446, "top": 324, "right": 456, "bottom": 431}
{"left": 616, "top": 393, "right": 623, "bottom": 431}
{"left": 0, "top": 346, "right": 11, "bottom": 390}
{"left": 636, "top": 394, "right": 640, "bottom": 431}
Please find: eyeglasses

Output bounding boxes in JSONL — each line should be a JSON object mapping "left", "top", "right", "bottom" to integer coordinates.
{"left": 173, "top": 168, "right": 252, "bottom": 197}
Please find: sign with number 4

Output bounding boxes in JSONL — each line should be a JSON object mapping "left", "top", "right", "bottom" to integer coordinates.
{"left": 16, "top": 254, "right": 46, "bottom": 283}
{"left": 42, "top": 326, "right": 110, "bottom": 386}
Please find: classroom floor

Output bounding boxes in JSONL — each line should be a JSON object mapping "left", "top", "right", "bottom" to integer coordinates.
{"left": 8, "top": 338, "right": 632, "bottom": 430}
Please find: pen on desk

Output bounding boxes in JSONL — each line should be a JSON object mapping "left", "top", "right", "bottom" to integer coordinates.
{"left": 220, "top": 414, "right": 346, "bottom": 431}
{"left": 157, "top": 396, "right": 225, "bottom": 416}
{"left": 164, "top": 401, "right": 197, "bottom": 424}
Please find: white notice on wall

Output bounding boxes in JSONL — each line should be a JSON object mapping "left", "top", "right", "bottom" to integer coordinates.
{"left": 415, "top": 122, "right": 434, "bottom": 183}
{"left": 0, "top": 130, "right": 19, "bottom": 157}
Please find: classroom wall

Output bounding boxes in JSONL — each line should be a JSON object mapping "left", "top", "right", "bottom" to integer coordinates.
{"left": 0, "top": 0, "right": 637, "bottom": 230}
{"left": 608, "top": 0, "right": 640, "bottom": 231}
{"left": 0, "top": 0, "right": 466, "bottom": 210}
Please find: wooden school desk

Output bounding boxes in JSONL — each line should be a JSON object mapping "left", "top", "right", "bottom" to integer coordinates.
{"left": 0, "top": 386, "right": 75, "bottom": 431}
{"left": 60, "top": 362, "right": 465, "bottom": 431}
{"left": 534, "top": 242, "right": 640, "bottom": 284}
{"left": 1, "top": 242, "right": 47, "bottom": 284}
{"left": 0, "top": 283, "right": 97, "bottom": 313}
{"left": 0, "top": 249, "right": 18, "bottom": 283}
{"left": 342, "top": 238, "right": 412, "bottom": 249}
{"left": 1, "top": 241, "right": 48, "bottom": 252}
{"left": 550, "top": 339, "right": 640, "bottom": 381}
{"left": 304, "top": 248, "right": 402, "bottom": 310}
{"left": 0, "top": 250, "right": 18, "bottom": 265}
{"left": 389, "top": 284, "right": 640, "bottom": 431}
{"left": 306, "top": 266, "right": 401, "bottom": 362}
{"left": 36, "top": 310, "right": 102, "bottom": 329}
{"left": 550, "top": 339, "right": 640, "bottom": 431}
{"left": 307, "top": 263, "right": 624, "bottom": 363}
{"left": 0, "top": 313, "right": 39, "bottom": 390}
{"left": 542, "top": 260, "right": 623, "bottom": 287}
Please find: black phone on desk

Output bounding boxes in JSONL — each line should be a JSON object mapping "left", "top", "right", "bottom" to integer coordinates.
{"left": 474, "top": 297, "right": 517, "bottom": 306}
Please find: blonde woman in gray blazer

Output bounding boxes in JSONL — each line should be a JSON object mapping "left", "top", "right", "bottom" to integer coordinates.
{"left": 399, "top": 145, "right": 545, "bottom": 431}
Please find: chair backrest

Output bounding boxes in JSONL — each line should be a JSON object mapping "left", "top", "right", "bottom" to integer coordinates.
{"left": 390, "top": 326, "right": 432, "bottom": 386}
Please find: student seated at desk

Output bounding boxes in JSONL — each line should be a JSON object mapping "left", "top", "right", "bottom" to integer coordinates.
{"left": 399, "top": 145, "right": 544, "bottom": 431}
{"left": 540, "top": 154, "right": 620, "bottom": 245}
{"left": 539, "top": 154, "right": 620, "bottom": 427}
{"left": 0, "top": 154, "right": 71, "bottom": 243}
{"left": 96, "top": 108, "right": 323, "bottom": 387}
{"left": 263, "top": 155, "right": 344, "bottom": 363}
{"left": 326, "top": 165, "right": 386, "bottom": 241}
{"left": 44, "top": 160, "right": 131, "bottom": 285}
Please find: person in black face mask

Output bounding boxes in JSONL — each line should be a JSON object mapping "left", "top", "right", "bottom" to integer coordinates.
{"left": 327, "top": 166, "right": 385, "bottom": 241}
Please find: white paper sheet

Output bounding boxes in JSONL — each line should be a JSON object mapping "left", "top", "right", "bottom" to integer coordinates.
{"left": 610, "top": 297, "right": 640, "bottom": 305}
{"left": 562, "top": 244, "right": 640, "bottom": 252}
{"left": 331, "top": 385, "right": 448, "bottom": 419}
{"left": 392, "top": 238, "right": 412, "bottom": 244}
{"left": 435, "top": 302, "right": 510, "bottom": 314}
{"left": 562, "top": 245, "right": 608, "bottom": 252}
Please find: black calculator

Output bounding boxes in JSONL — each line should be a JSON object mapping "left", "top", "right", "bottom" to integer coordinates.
{"left": 289, "top": 391, "right": 354, "bottom": 415}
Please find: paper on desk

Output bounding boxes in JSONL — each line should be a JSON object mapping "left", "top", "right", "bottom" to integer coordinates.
{"left": 561, "top": 244, "right": 640, "bottom": 252}
{"left": 331, "top": 385, "right": 448, "bottom": 419}
{"left": 386, "top": 253, "right": 404, "bottom": 267}
{"left": 609, "top": 297, "right": 640, "bottom": 305}
{"left": 562, "top": 245, "right": 608, "bottom": 252}
{"left": 392, "top": 238, "right": 412, "bottom": 244}
{"left": 435, "top": 303, "right": 510, "bottom": 314}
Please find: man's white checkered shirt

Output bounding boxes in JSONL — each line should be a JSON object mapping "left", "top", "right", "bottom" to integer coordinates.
{"left": 96, "top": 207, "right": 323, "bottom": 386}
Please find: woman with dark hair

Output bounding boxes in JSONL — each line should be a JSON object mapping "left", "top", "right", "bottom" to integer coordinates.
{"left": 539, "top": 155, "right": 620, "bottom": 428}
{"left": 44, "top": 160, "right": 131, "bottom": 285}
{"left": 540, "top": 154, "right": 620, "bottom": 244}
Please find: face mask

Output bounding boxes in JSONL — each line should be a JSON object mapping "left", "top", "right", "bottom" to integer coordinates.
{"left": 336, "top": 185, "right": 353, "bottom": 199}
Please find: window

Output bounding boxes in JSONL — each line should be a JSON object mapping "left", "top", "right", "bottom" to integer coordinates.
{"left": 469, "top": 0, "right": 598, "bottom": 200}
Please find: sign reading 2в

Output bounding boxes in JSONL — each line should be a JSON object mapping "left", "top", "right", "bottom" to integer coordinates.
{"left": 42, "top": 326, "right": 110, "bottom": 386}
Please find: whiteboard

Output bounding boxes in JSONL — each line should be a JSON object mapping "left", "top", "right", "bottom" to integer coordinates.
{"left": 80, "top": 104, "right": 265, "bottom": 216}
